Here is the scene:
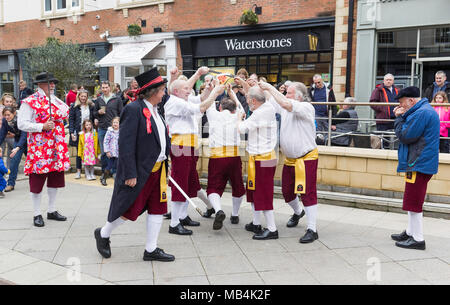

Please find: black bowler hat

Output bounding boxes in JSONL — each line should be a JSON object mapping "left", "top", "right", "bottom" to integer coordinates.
{"left": 396, "top": 86, "right": 421, "bottom": 100}
{"left": 135, "top": 67, "right": 167, "bottom": 95}
{"left": 33, "top": 72, "right": 59, "bottom": 84}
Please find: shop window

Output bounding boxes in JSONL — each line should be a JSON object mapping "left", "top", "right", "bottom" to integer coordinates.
{"left": 260, "top": 56, "right": 268, "bottom": 65}
{"left": 282, "top": 55, "right": 292, "bottom": 64}
{"left": 269, "top": 65, "right": 279, "bottom": 73}
{"left": 420, "top": 27, "right": 450, "bottom": 59}
{"left": 197, "top": 59, "right": 206, "bottom": 67}
{"left": 293, "top": 54, "right": 304, "bottom": 63}
{"left": 306, "top": 53, "right": 318, "bottom": 63}
{"left": 227, "top": 57, "right": 236, "bottom": 66}
{"left": 238, "top": 57, "right": 246, "bottom": 66}
{"left": 270, "top": 55, "right": 279, "bottom": 64}
{"left": 248, "top": 66, "right": 257, "bottom": 75}
{"left": 281, "top": 63, "right": 330, "bottom": 87}
{"left": 207, "top": 58, "right": 215, "bottom": 67}
{"left": 216, "top": 58, "right": 225, "bottom": 66}
{"left": 125, "top": 66, "right": 140, "bottom": 78}
{"left": 378, "top": 32, "right": 394, "bottom": 46}
{"left": 319, "top": 52, "right": 332, "bottom": 62}
{"left": 0, "top": 72, "right": 14, "bottom": 96}
{"left": 249, "top": 56, "right": 257, "bottom": 65}
{"left": 258, "top": 65, "right": 267, "bottom": 73}
{"left": 435, "top": 28, "right": 450, "bottom": 44}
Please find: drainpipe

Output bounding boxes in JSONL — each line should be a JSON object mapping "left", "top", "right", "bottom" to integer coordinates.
{"left": 345, "top": 0, "right": 355, "bottom": 97}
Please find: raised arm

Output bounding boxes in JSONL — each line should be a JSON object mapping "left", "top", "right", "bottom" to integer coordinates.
{"left": 199, "top": 83, "right": 225, "bottom": 113}
{"left": 258, "top": 81, "right": 293, "bottom": 112}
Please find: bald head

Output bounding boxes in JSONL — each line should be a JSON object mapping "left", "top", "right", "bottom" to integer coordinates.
{"left": 170, "top": 79, "right": 191, "bottom": 101}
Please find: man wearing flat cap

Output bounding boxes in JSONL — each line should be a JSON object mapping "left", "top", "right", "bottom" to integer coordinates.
{"left": 18, "top": 72, "right": 70, "bottom": 227}
{"left": 94, "top": 68, "right": 175, "bottom": 262}
{"left": 391, "top": 86, "right": 440, "bottom": 250}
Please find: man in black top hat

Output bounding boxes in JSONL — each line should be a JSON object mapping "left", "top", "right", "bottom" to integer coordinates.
{"left": 94, "top": 68, "right": 175, "bottom": 262}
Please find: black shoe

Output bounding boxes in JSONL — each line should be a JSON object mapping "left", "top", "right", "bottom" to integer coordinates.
{"left": 213, "top": 210, "right": 226, "bottom": 230}
{"left": 33, "top": 215, "right": 45, "bottom": 227}
{"left": 391, "top": 230, "right": 411, "bottom": 242}
{"left": 143, "top": 248, "right": 175, "bottom": 262}
{"left": 100, "top": 175, "right": 107, "bottom": 186}
{"left": 94, "top": 228, "right": 111, "bottom": 258}
{"left": 180, "top": 215, "right": 200, "bottom": 227}
{"left": 47, "top": 211, "right": 67, "bottom": 221}
{"left": 169, "top": 223, "right": 193, "bottom": 235}
{"left": 0, "top": 191, "right": 4, "bottom": 198}
{"left": 163, "top": 212, "right": 171, "bottom": 219}
{"left": 253, "top": 228, "right": 279, "bottom": 240}
{"left": 286, "top": 210, "right": 305, "bottom": 228}
{"left": 245, "top": 222, "right": 263, "bottom": 234}
{"left": 202, "top": 208, "right": 215, "bottom": 218}
{"left": 230, "top": 216, "right": 239, "bottom": 224}
{"left": 299, "top": 229, "right": 319, "bottom": 243}
{"left": 395, "top": 237, "right": 426, "bottom": 250}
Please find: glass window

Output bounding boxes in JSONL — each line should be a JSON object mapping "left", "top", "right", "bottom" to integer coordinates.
{"left": 319, "top": 52, "right": 332, "bottom": 62}
{"left": 157, "top": 65, "right": 167, "bottom": 77}
{"left": 306, "top": 53, "right": 318, "bottom": 63}
{"left": 208, "top": 58, "right": 215, "bottom": 66}
{"left": 282, "top": 54, "right": 292, "bottom": 63}
{"left": 72, "top": 0, "right": 80, "bottom": 7}
{"left": 248, "top": 66, "right": 257, "bottom": 75}
{"left": 45, "top": 0, "right": 52, "bottom": 11}
{"left": 281, "top": 63, "right": 330, "bottom": 87}
{"left": 420, "top": 27, "right": 450, "bottom": 58}
{"left": 227, "top": 57, "right": 236, "bottom": 66}
{"left": 258, "top": 65, "right": 267, "bottom": 73}
{"left": 196, "top": 59, "right": 205, "bottom": 67}
{"left": 292, "top": 54, "right": 304, "bottom": 63}
{"left": 125, "top": 66, "right": 140, "bottom": 78}
{"left": 378, "top": 32, "right": 394, "bottom": 45}
{"left": 259, "top": 56, "right": 268, "bottom": 65}
{"left": 270, "top": 65, "right": 279, "bottom": 73}
{"left": 238, "top": 57, "right": 246, "bottom": 65}
{"left": 249, "top": 56, "right": 257, "bottom": 65}
{"left": 216, "top": 58, "right": 225, "bottom": 66}
{"left": 57, "top": 0, "right": 66, "bottom": 9}
{"left": 270, "top": 55, "right": 279, "bottom": 64}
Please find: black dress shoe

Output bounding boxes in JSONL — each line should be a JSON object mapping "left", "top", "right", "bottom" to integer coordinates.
{"left": 286, "top": 210, "right": 306, "bottom": 228}
{"left": 180, "top": 215, "right": 200, "bottom": 227}
{"left": 213, "top": 210, "right": 226, "bottom": 230}
{"left": 169, "top": 223, "right": 193, "bottom": 235}
{"left": 47, "top": 211, "right": 67, "bottom": 221}
{"left": 94, "top": 228, "right": 111, "bottom": 258}
{"left": 391, "top": 230, "right": 411, "bottom": 242}
{"left": 33, "top": 215, "right": 45, "bottom": 227}
{"left": 100, "top": 174, "right": 107, "bottom": 186}
{"left": 143, "top": 248, "right": 175, "bottom": 262}
{"left": 163, "top": 212, "right": 171, "bottom": 219}
{"left": 395, "top": 237, "right": 426, "bottom": 250}
{"left": 253, "top": 228, "right": 279, "bottom": 240}
{"left": 202, "top": 208, "right": 215, "bottom": 218}
{"left": 299, "top": 229, "right": 319, "bottom": 243}
{"left": 230, "top": 216, "right": 239, "bottom": 224}
{"left": 245, "top": 222, "right": 263, "bottom": 234}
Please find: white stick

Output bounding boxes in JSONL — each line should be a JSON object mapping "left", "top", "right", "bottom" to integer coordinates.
{"left": 168, "top": 176, "right": 203, "bottom": 216}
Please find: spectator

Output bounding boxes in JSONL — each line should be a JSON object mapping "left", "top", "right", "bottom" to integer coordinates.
{"left": 78, "top": 119, "right": 100, "bottom": 181}
{"left": 277, "top": 82, "right": 287, "bottom": 95}
{"left": 424, "top": 70, "right": 450, "bottom": 102}
{"left": 122, "top": 78, "right": 139, "bottom": 105}
{"left": 18, "top": 80, "right": 33, "bottom": 108}
{"left": 308, "top": 74, "right": 337, "bottom": 133}
{"left": 94, "top": 81, "right": 123, "bottom": 186}
{"left": 0, "top": 147, "right": 8, "bottom": 198}
{"left": 103, "top": 116, "right": 120, "bottom": 182}
{"left": 329, "top": 97, "right": 359, "bottom": 146}
{"left": 247, "top": 73, "right": 258, "bottom": 88}
{"left": 65, "top": 84, "right": 78, "bottom": 107}
{"left": 0, "top": 94, "right": 16, "bottom": 167}
{"left": 370, "top": 73, "right": 399, "bottom": 131}
{"left": 69, "top": 90, "right": 95, "bottom": 179}
{"left": 432, "top": 91, "right": 450, "bottom": 153}
{"left": 236, "top": 68, "right": 249, "bottom": 80}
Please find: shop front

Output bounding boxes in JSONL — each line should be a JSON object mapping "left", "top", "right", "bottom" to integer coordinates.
{"left": 0, "top": 51, "right": 19, "bottom": 97}
{"left": 176, "top": 17, "right": 335, "bottom": 88}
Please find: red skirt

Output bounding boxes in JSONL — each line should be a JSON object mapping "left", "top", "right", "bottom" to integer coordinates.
{"left": 281, "top": 159, "right": 318, "bottom": 207}
{"left": 122, "top": 167, "right": 167, "bottom": 221}
{"left": 29, "top": 171, "right": 65, "bottom": 194}
{"left": 207, "top": 157, "right": 246, "bottom": 197}
{"left": 246, "top": 160, "right": 276, "bottom": 211}
{"left": 402, "top": 172, "right": 433, "bottom": 213}
{"left": 169, "top": 146, "right": 201, "bottom": 202}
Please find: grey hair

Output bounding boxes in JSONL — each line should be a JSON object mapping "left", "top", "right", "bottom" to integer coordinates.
{"left": 436, "top": 70, "right": 447, "bottom": 77}
{"left": 313, "top": 74, "right": 322, "bottom": 80}
{"left": 248, "top": 87, "right": 266, "bottom": 103}
{"left": 344, "top": 97, "right": 356, "bottom": 103}
{"left": 170, "top": 79, "right": 186, "bottom": 95}
{"left": 384, "top": 73, "right": 394, "bottom": 80}
{"left": 291, "top": 82, "right": 311, "bottom": 102}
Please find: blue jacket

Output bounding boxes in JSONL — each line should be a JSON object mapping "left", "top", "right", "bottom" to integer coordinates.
{"left": 0, "top": 159, "right": 8, "bottom": 191}
{"left": 395, "top": 98, "right": 440, "bottom": 175}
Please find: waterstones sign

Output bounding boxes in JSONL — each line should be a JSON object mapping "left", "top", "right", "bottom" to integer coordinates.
{"left": 194, "top": 28, "right": 331, "bottom": 57}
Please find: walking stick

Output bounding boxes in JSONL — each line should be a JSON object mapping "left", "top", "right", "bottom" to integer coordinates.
{"left": 168, "top": 175, "right": 203, "bottom": 216}
{"left": 45, "top": 71, "right": 52, "bottom": 119}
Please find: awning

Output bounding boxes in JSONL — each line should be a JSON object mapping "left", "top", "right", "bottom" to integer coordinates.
{"left": 95, "top": 40, "right": 162, "bottom": 67}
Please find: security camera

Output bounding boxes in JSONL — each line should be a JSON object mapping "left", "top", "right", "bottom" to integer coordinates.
{"left": 96, "top": 15, "right": 101, "bottom": 20}
{"left": 99, "top": 33, "right": 106, "bottom": 39}
{"left": 92, "top": 25, "right": 99, "bottom": 31}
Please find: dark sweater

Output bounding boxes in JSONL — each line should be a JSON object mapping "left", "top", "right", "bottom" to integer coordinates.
{"left": 94, "top": 95, "right": 123, "bottom": 130}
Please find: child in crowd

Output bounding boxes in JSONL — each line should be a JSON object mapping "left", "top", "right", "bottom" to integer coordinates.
{"left": 433, "top": 91, "right": 450, "bottom": 153}
{"left": 0, "top": 147, "right": 9, "bottom": 198}
{"left": 103, "top": 117, "right": 120, "bottom": 182}
{"left": 78, "top": 119, "right": 100, "bottom": 181}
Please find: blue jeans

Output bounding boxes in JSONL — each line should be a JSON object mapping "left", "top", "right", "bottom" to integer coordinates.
{"left": 98, "top": 128, "right": 108, "bottom": 172}
{"left": 7, "top": 147, "right": 24, "bottom": 187}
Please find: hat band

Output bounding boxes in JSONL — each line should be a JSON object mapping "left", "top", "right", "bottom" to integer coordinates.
{"left": 136, "top": 76, "right": 164, "bottom": 95}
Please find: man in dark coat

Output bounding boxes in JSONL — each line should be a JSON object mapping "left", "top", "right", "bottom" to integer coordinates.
{"left": 423, "top": 70, "right": 450, "bottom": 102}
{"left": 94, "top": 68, "right": 175, "bottom": 262}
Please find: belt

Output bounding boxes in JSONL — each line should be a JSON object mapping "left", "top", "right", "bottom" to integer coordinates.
{"left": 152, "top": 161, "right": 168, "bottom": 202}
{"left": 405, "top": 171, "right": 416, "bottom": 184}
{"left": 247, "top": 150, "right": 277, "bottom": 190}
{"left": 171, "top": 134, "right": 198, "bottom": 148}
{"left": 210, "top": 146, "right": 240, "bottom": 159}
{"left": 284, "top": 148, "right": 319, "bottom": 194}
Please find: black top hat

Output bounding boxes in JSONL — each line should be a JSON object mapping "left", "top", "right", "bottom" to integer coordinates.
{"left": 33, "top": 72, "right": 59, "bottom": 84}
{"left": 135, "top": 67, "right": 167, "bottom": 95}
{"left": 396, "top": 86, "right": 421, "bottom": 100}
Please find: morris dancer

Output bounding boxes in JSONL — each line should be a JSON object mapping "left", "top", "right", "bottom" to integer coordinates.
{"left": 18, "top": 72, "right": 70, "bottom": 227}
{"left": 94, "top": 68, "right": 175, "bottom": 262}
{"left": 164, "top": 69, "right": 225, "bottom": 235}
{"left": 259, "top": 81, "right": 320, "bottom": 243}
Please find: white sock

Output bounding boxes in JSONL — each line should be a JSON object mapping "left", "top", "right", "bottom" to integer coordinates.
{"left": 208, "top": 193, "right": 222, "bottom": 212}
{"left": 31, "top": 193, "right": 42, "bottom": 217}
{"left": 47, "top": 187, "right": 58, "bottom": 213}
{"left": 406, "top": 212, "right": 413, "bottom": 236}
{"left": 146, "top": 214, "right": 163, "bottom": 253}
{"left": 197, "top": 189, "right": 213, "bottom": 209}
{"left": 305, "top": 205, "right": 318, "bottom": 232}
{"left": 170, "top": 201, "right": 183, "bottom": 227}
{"left": 251, "top": 203, "right": 262, "bottom": 225}
{"left": 100, "top": 217, "right": 126, "bottom": 238}
{"left": 264, "top": 210, "right": 277, "bottom": 232}
{"left": 410, "top": 212, "right": 424, "bottom": 242}
{"left": 180, "top": 201, "right": 189, "bottom": 219}
{"left": 288, "top": 197, "right": 303, "bottom": 215}
{"left": 232, "top": 196, "right": 243, "bottom": 216}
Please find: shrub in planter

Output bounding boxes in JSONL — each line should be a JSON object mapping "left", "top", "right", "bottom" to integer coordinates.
{"left": 127, "top": 24, "right": 142, "bottom": 36}
{"left": 240, "top": 9, "right": 258, "bottom": 25}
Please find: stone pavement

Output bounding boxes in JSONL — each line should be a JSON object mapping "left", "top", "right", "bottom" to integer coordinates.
{"left": 0, "top": 174, "right": 449, "bottom": 285}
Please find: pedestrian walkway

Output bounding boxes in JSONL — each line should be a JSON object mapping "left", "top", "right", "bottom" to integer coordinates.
{"left": 0, "top": 174, "right": 449, "bottom": 285}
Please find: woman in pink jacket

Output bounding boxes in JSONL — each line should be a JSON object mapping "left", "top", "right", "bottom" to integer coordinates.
{"left": 432, "top": 91, "right": 450, "bottom": 153}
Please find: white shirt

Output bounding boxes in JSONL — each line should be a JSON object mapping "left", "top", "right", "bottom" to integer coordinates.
{"left": 80, "top": 105, "right": 90, "bottom": 129}
{"left": 143, "top": 99, "right": 167, "bottom": 162}
{"left": 18, "top": 88, "right": 69, "bottom": 133}
{"left": 267, "top": 97, "right": 317, "bottom": 158}
{"left": 206, "top": 103, "right": 242, "bottom": 148}
{"left": 238, "top": 102, "right": 277, "bottom": 155}
{"left": 164, "top": 95, "right": 202, "bottom": 136}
